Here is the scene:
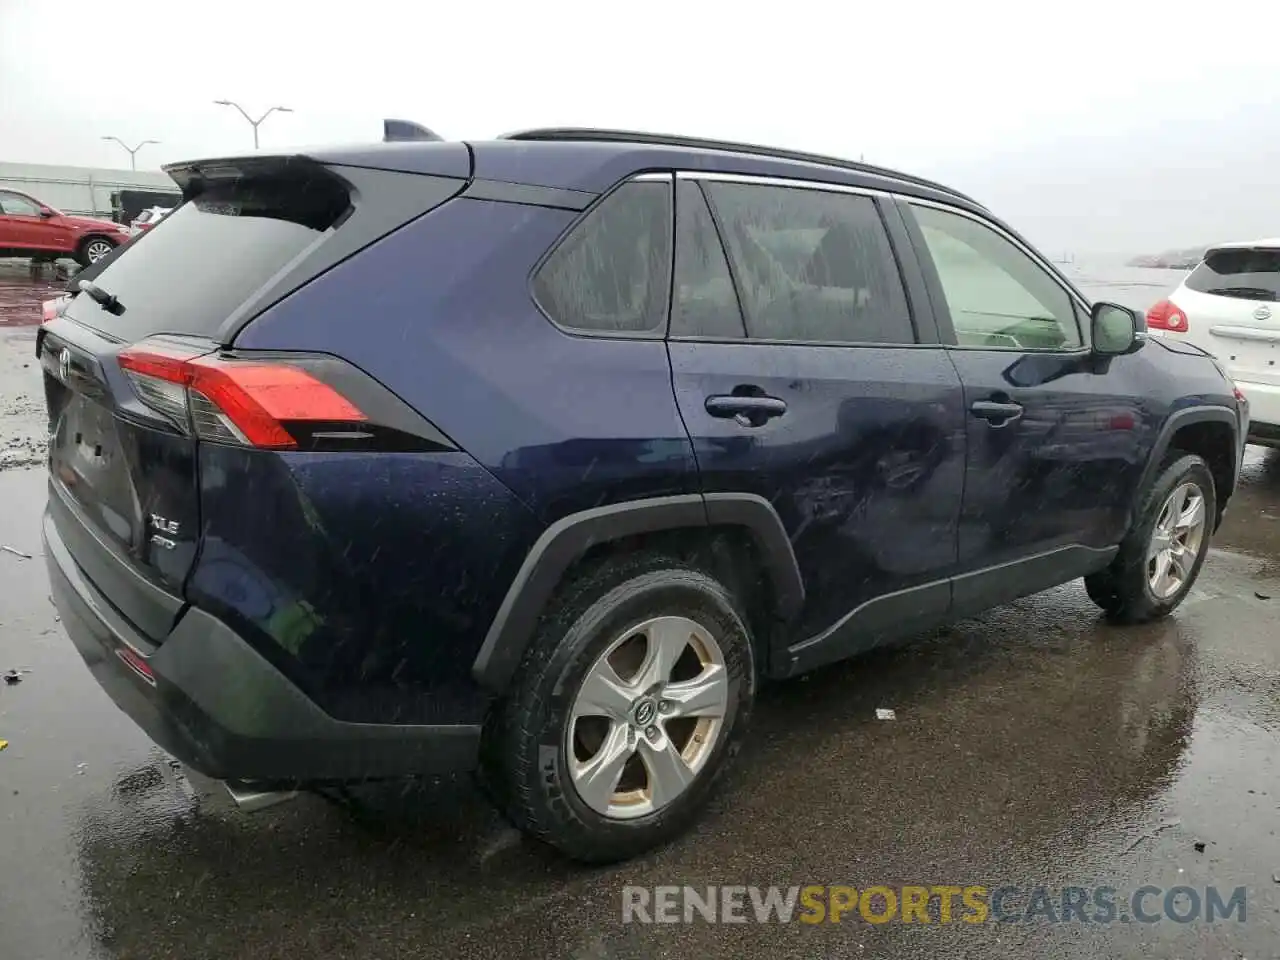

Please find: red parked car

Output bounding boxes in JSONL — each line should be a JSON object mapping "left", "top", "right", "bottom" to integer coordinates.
{"left": 0, "top": 188, "right": 133, "bottom": 266}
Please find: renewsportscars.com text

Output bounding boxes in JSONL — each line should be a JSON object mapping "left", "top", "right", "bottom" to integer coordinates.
{"left": 621, "top": 884, "right": 1248, "bottom": 925}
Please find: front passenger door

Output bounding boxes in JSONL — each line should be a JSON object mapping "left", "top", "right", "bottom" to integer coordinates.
{"left": 901, "top": 200, "right": 1148, "bottom": 613}
{"left": 667, "top": 175, "right": 967, "bottom": 673}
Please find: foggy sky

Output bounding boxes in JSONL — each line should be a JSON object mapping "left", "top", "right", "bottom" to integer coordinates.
{"left": 2, "top": 0, "right": 1278, "bottom": 255}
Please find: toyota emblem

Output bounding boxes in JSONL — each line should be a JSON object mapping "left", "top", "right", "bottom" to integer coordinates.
{"left": 632, "top": 699, "right": 657, "bottom": 727}
{"left": 1254, "top": 305, "right": 1272, "bottom": 321}
{"left": 58, "top": 348, "right": 71, "bottom": 383}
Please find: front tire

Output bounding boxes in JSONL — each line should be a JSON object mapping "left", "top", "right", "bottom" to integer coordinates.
{"left": 77, "top": 236, "right": 116, "bottom": 266}
{"left": 487, "top": 554, "right": 754, "bottom": 863}
{"left": 1085, "top": 452, "right": 1215, "bottom": 623}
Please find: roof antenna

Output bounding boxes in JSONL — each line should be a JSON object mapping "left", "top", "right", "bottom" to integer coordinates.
{"left": 383, "top": 119, "right": 443, "bottom": 142}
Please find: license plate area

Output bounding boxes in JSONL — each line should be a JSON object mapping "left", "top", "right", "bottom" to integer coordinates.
{"left": 1211, "top": 326, "right": 1280, "bottom": 383}
{"left": 51, "top": 393, "right": 136, "bottom": 546}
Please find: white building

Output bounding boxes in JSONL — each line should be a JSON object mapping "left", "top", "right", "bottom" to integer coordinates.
{"left": 0, "top": 162, "right": 176, "bottom": 218}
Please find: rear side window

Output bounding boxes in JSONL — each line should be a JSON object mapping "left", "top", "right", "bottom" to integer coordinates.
{"left": 65, "top": 173, "right": 349, "bottom": 340}
{"left": 701, "top": 182, "right": 913, "bottom": 344}
{"left": 1185, "top": 248, "right": 1280, "bottom": 302}
{"left": 670, "top": 180, "right": 746, "bottom": 338}
{"left": 534, "top": 180, "right": 673, "bottom": 335}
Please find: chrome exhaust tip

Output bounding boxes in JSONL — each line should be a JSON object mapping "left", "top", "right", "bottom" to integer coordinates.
{"left": 223, "top": 779, "right": 299, "bottom": 813}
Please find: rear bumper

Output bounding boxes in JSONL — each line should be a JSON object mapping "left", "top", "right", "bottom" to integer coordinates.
{"left": 44, "top": 509, "right": 481, "bottom": 783}
{"left": 1236, "top": 379, "right": 1280, "bottom": 445}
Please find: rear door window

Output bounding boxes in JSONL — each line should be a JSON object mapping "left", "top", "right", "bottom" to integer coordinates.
{"left": 533, "top": 180, "right": 673, "bottom": 336}
{"left": 670, "top": 180, "right": 746, "bottom": 338}
{"left": 1185, "top": 248, "right": 1280, "bottom": 302}
{"left": 65, "top": 174, "right": 349, "bottom": 341}
{"left": 701, "top": 181, "right": 914, "bottom": 344}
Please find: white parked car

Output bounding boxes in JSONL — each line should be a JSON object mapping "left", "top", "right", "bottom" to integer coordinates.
{"left": 129, "top": 206, "right": 173, "bottom": 235}
{"left": 1147, "top": 239, "right": 1279, "bottom": 446}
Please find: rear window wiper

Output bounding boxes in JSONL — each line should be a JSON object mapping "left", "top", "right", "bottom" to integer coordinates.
{"left": 1204, "top": 286, "right": 1279, "bottom": 301}
{"left": 78, "top": 280, "right": 126, "bottom": 316}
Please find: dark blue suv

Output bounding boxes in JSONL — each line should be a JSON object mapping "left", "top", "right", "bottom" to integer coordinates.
{"left": 42, "top": 129, "right": 1247, "bottom": 862}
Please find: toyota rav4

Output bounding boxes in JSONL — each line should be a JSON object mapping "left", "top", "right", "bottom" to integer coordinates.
{"left": 42, "top": 129, "right": 1247, "bottom": 863}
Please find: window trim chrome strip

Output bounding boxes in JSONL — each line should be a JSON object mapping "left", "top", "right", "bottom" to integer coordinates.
{"left": 677, "top": 169, "right": 887, "bottom": 200}
{"left": 678, "top": 162, "right": 970, "bottom": 203}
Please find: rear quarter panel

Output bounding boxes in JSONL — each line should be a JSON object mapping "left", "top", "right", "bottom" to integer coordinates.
{"left": 235, "top": 196, "right": 698, "bottom": 520}
{"left": 189, "top": 446, "right": 542, "bottom": 724}
{"left": 221, "top": 195, "right": 698, "bottom": 711}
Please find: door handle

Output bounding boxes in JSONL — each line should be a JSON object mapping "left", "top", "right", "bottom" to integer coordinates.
{"left": 705, "top": 394, "right": 787, "bottom": 427}
{"left": 970, "top": 399, "right": 1023, "bottom": 425}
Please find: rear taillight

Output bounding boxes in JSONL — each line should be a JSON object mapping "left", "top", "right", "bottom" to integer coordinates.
{"left": 118, "top": 339, "right": 366, "bottom": 449}
{"left": 1146, "top": 298, "right": 1189, "bottom": 333}
{"left": 41, "top": 296, "right": 67, "bottom": 324}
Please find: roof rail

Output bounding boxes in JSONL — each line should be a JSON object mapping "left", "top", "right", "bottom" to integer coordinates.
{"left": 499, "top": 127, "right": 980, "bottom": 207}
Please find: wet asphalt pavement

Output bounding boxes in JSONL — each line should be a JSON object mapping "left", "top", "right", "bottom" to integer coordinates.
{"left": 0, "top": 264, "right": 60, "bottom": 469}
{"left": 3, "top": 270, "right": 1280, "bottom": 959}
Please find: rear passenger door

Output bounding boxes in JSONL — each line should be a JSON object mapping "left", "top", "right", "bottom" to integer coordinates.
{"left": 666, "top": 174, "right": 967, "bottom": 674}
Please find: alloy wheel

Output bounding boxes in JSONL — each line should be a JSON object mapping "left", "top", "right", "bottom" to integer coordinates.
{"left": 1147, "top": 482, "right": 1206, "bottom": 600}
{"left": 566, "top": 615, "right": 728, "bottom": 820}
{"left": 85, "top": 240, "right": 114, "bottom": 263}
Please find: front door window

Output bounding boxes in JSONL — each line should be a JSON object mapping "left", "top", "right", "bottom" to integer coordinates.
{"left": 0, "top": 192, "right": 42, "bottom": 217}
{"left": 911, "top": 203, "right": 1082, "bottom": 351}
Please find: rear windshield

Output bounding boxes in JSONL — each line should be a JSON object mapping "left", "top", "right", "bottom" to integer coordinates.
{"left": 66, "top": 173, "right": 350, "bottom": 340}
{"left": 1185, "top": 247, "right": 1280, "bottom": 302}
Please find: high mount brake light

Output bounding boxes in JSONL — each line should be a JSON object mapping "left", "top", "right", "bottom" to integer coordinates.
{"left": 117, "top": 340, "right": 366, "bottom": 449}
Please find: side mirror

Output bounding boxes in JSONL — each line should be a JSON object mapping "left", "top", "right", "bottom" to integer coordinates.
{"left": 1092, "top": 302, "right": 1140, "bottom": 355}
{"left": 39, "top": 207, "right": 55, "bottom": 219}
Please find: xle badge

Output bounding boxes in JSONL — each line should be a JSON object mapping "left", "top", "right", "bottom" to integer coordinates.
{"left": 149, "top": 513, "right": 179, "bottom": 551}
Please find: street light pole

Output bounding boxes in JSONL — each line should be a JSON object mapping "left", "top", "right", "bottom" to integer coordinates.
{"left": 101, "top": 136, "right": 160, "bottom": 171}
{"left": 213, "top": 100, "right": 293, "bottom": 149}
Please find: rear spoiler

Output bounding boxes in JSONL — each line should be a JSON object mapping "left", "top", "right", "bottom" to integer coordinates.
{"left": 1203, "top": 244, "right": 1280, "bottom": 259}
{"left": 163, "top": 154, "right": 339, "bottom": 198}
{"left": 160, "top": 120, "right": 445, "bottom": 196}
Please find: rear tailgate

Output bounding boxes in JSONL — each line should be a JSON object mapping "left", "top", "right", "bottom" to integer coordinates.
{"left": 1176, "top": 246, "right": 1280, "bottom": 387}
{"left": 43, "top": 149, "right": 470, "bottom": 641}
{"left": 41, "top": 321, "right": 210, "bottom": 638}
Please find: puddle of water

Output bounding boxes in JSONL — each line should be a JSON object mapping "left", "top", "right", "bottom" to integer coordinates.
{"left": 0, "top": 262, "right": 65, "bottom": 327}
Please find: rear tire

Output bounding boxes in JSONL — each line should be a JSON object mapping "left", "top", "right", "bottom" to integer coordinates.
{"left": 77, "top": 236, "right": 116, "bottom": 267}
{"left": 1084, "top": 452, "right": 1215, "bottom": 623}
{"left": 485, "top": 553, "right": 755, "bottom": 863}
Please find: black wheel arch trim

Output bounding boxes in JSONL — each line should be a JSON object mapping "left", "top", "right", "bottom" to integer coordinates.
{"left": 79, "top": 234, "right": 119, "bottom": 251}
{"left": 471, "top": 493, "right": 804, "bottom": 694}
{"left": 1136, "top": 405, "right": 1240, "bottom": 526}
{"left": 701, "top": 492, "right": 804, "bottom": 614}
